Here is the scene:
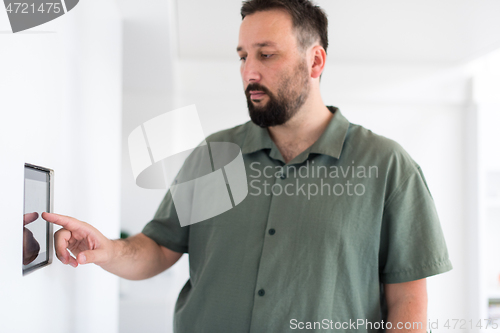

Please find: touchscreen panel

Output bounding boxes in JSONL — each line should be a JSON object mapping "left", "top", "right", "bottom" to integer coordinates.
{"left": 23, "top": 164, "right": 53, "bottom": 275}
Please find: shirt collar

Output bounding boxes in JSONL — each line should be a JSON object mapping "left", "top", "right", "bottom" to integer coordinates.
{"left": 308, "top": 106, "right": 350, "bottom": 159}
{"left": 241, "top": 106, "right": 350, "bottom": 160}
{"left": 241, "top": 120, "right": 274, "bottom": 155}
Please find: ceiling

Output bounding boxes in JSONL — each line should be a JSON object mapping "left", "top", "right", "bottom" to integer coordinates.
{"left": 117, "top": 0, "right": 500, "bottom": 92}
{"left": 174, "top": 0, "right": 500, "bottom": 64}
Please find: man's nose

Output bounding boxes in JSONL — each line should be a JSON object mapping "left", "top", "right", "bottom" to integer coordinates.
{"left": 241, "top": 57, "right": 261, "bottom": 84}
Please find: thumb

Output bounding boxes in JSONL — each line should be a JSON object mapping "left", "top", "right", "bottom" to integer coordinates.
{"left": 77, "top": 249, "right": 109, "bottom": 265}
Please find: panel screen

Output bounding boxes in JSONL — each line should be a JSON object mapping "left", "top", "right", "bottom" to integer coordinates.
{"left": 23, "top": 164, "right": 53, "bottom": 275}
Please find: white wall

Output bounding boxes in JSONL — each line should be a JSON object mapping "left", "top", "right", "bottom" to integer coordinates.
{"left": 469, "top": 50, "right": 500, "bottom": 322}
{"left": 0, "top": 1, "right": 122, "bottom": 332}
{"left": 118, "top": 2, "right": 192, "bottom": 332}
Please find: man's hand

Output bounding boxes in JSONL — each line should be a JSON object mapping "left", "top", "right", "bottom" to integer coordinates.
{"left": 41, "top": 212, "right": 183, "bottom": 280}
{"left": 42, "top": 212, "right": 114, "bottom": 268}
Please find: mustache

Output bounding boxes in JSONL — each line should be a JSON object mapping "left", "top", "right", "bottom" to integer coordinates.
{"left": 245, "top": 83, "right": 272, "bottom": 97}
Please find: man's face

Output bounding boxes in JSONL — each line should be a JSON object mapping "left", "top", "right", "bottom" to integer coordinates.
{"left": 237, "top": 10, "right": 311, "bottom": 128}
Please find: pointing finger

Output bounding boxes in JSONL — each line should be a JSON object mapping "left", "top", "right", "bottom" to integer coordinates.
{"left": 42, "top": 212, "right": 81, "bottom": 231}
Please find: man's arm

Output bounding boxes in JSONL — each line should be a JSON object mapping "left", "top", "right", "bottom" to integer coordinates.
{"left": 385, "top": 279, "right": 427, "bottom": 332}
{"left": 98, "top": 233, "right": 183, "bottom": 280}
{"left": 42, "top": 212, "right": 183, "bottom": 280}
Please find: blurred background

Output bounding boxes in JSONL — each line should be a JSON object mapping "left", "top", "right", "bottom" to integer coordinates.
{"left": 1, "top": 0, "right": 500, "bottom": 332}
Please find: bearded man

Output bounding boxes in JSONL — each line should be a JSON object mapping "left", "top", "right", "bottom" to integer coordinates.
{"left": 43, "top": 1, "right": 452, "bottom": 332}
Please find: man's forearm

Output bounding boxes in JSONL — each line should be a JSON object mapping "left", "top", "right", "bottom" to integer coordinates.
{"left": 386, "top": 297, "right": 427, "bottom": 332}
{"left": 99, "top": 233, "right": 175, "bottom": 280}
{"left": 385, "top": 279, "right": 428, "bottom": 332}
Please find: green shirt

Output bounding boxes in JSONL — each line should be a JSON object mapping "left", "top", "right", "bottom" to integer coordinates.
{"left": 142, "top": 106, "right": 452, "bottom": 333}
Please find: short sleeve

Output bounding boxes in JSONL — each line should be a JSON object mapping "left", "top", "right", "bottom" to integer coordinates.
{"left": 142, "top": 189, "right": 189, "bottom": 254}
{"left": 379, "top": 166, "right": 452, "bottom": 283}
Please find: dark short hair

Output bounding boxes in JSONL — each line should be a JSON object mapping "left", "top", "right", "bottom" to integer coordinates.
{"left": 241, "top": 0, "right": 328, "bottom": 54}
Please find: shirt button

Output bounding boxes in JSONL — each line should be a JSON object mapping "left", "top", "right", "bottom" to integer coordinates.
{"left": 268, "top": 228, "right": 276, "bottom": 235}
{"left": 258, "top": 289, "right": 265, "bottom": 296}
{"left": 280, "top": 172, "right": 287, "bottom": 179}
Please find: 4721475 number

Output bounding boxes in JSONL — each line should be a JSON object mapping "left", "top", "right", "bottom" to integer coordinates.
{"left": 442, "top": 319, "right": 499, "bottom": 330}
{"left": 5, "top": 3, "right": 62, "bottom": 14}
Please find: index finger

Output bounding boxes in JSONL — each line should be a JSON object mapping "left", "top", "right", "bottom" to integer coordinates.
{"left": 41, "top": 212, "right": 81, "bottom": 230}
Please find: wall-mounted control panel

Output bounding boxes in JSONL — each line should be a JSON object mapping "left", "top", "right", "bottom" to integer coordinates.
{"left": 23, "top": 163, "right": 54, "bottom": 275}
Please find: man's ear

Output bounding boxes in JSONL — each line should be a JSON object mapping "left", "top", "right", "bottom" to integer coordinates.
{"left": 310, "top": 45, "right": 326, "bottom": 79}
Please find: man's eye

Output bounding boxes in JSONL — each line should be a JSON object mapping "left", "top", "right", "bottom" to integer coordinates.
{"left": 261, "top": 54, "right": 273, "bottom": 59}
{"left": 239, "top": 56, "right": 246, "bottom": 61}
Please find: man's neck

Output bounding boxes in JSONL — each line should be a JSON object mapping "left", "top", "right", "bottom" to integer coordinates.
{"left": 267, "top": 98, "right": 333, "bottom": 164}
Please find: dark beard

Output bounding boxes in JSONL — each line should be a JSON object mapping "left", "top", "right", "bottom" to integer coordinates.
{"left": 245, "top": 60, "right": 310, "bottom": 128}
